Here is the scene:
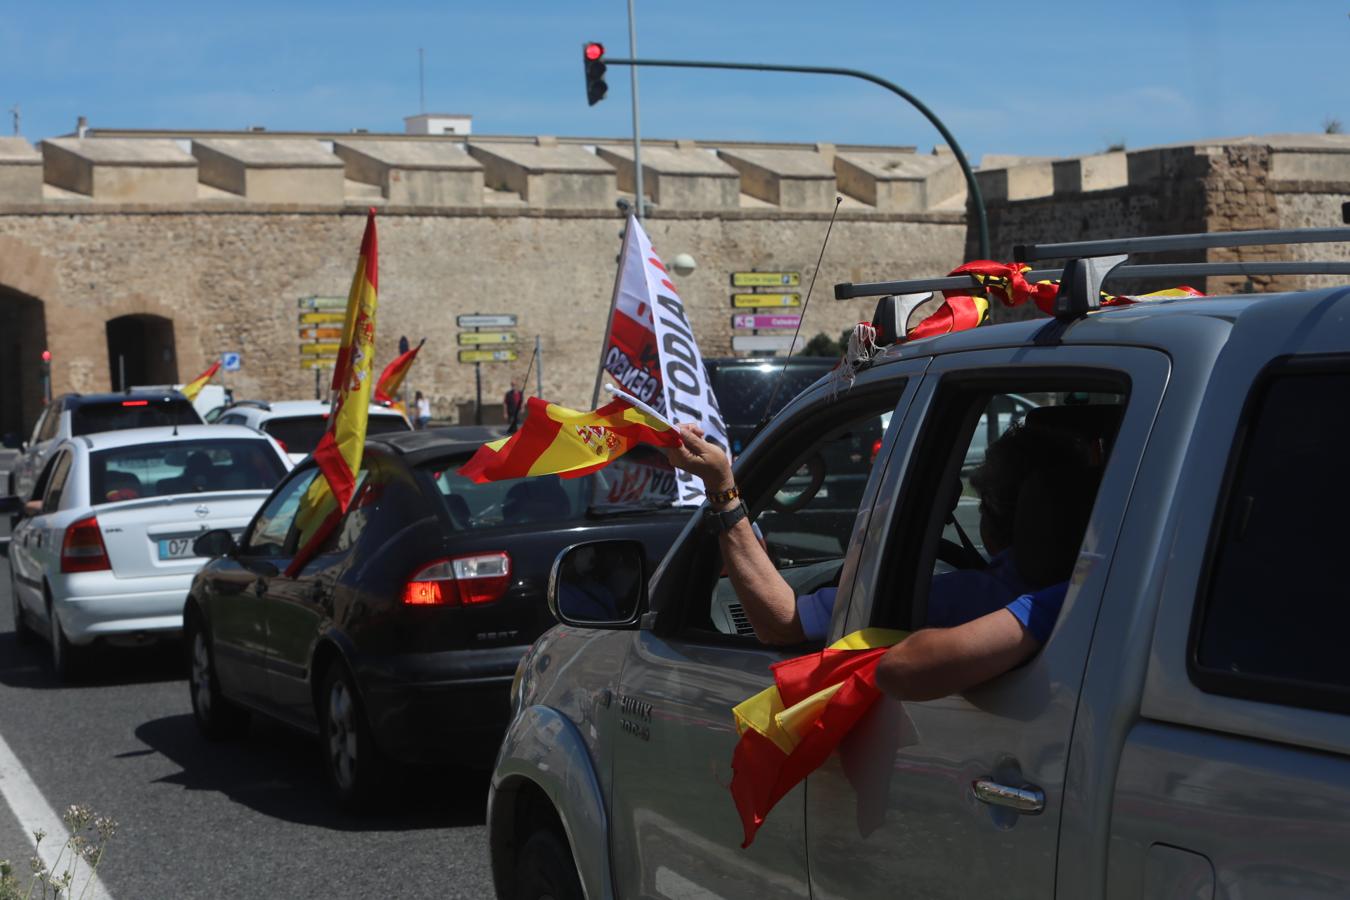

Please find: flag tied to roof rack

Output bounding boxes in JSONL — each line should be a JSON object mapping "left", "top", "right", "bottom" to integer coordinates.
{"left": 286, "top": 209, "right": 380, "bottom": 576}
{"left": 730, "top": 628, "right": 907, "bottom": 848}
{"left": 180, "top": 360, "right": 221, "bottom": 402}
{"left": 947, "top": 260, "right": 1204, "bottom": 317}
{"left": 457, "top": 389, "right": 682, "bottom": 483}
{"left": 374, "top": 337, "right": 424, "bottom": 412}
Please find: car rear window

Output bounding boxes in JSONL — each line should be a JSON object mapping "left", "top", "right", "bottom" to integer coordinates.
{"left": 89, "top": 439, "right": 287, "bottom": 504}
{"left": 708, "top": 360, "right": 835, "bottom": 428}
{"left": 70, "top": 398, "right": 201, "bottom": 436}
{"left": 263, "top": 413, "right": 409, "bottom": 455}
{"left": 424, "top": 447, "right": 676, "bottom": 531}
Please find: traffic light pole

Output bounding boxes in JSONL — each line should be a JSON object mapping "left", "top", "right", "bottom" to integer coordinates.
{"left": 597, "top": 56, "right": 989, "bottom": 259}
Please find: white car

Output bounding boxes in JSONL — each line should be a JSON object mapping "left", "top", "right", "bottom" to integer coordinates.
{"left": 213, "top": 400, "right": 411, "bottom": 465}
{"left": 5, "top": 425, "right": 292, "bottom": 679}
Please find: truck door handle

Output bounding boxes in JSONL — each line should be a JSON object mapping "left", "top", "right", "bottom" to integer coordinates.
{"left": 972, "top": 778, "right": 1045, "bottom": 814}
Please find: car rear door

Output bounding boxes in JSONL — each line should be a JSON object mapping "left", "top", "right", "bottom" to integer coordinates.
{"left": 1104, "top": 289, "right": 1350, "bottom": 899}
{"left": 803, "top": 345, "right": 1171, "bottom": 899}
{"left": 606, "top": 360, "right": 926, "bottom": 900}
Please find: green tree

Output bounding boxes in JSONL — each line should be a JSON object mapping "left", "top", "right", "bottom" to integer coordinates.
{"left": 801, "top": 329, "right": 852, "bottom": 357}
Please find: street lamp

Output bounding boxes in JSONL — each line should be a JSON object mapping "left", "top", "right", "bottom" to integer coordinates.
{"left": 670, "top": 253, "right": 697, "bottom": 277}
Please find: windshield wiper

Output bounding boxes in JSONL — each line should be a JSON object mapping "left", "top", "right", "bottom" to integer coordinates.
{"left": 586, "top": 500, "right": 676, "bottom": 518}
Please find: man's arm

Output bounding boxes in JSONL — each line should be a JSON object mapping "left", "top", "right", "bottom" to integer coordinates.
{"left": 663, "top": 424, "right": 805, "bottom": 645}
{"left": 875, "top": 608, "right": 1039, "bottom": 701}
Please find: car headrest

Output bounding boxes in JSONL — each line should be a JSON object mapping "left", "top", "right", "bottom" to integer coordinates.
{"left": 1024, "top": 405, "right": 1124, "bottom": 463}
{"left": 1012, "top": 463, "right": 1102, "bottom": 589}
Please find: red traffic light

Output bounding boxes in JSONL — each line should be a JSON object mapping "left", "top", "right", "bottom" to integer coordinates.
{"left": 41, "top": 350, "right": 51, "bottom": 363}
{"left": 584, "top": 42, "right": 605, "bottom": 61}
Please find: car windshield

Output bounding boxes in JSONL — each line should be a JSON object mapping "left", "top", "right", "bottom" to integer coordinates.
{"left": 70, "top": 398, "right": 201, "bottom": 436}
{"left": 709, "top": 360, "right": 834, "bottom": 428}
{"left": 89, "top": 439, "right": 286, "bottom": 504}
{"left": 424, "top": 447, "right": 676, "bottom": 530}
{"left": 262, "top": 413, "right": 409, "bottom": 455}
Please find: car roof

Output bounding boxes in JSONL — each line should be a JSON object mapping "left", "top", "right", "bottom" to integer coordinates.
{"left": 368, "top": 426, "right": 500, "bottom": 465}
{"left": 72, "top": 424, "right": 274, "bottom": 451}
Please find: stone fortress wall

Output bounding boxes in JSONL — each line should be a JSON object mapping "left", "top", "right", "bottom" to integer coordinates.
{"left": 0, "top": 127, "right": 1346, "bottom": 436}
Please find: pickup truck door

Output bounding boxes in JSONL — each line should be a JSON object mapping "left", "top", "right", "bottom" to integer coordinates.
{"left": 606, "top": 359, "right": 927, "bottom": 900}
{"left": 1103, "top": 289, "right": 1350, "bottom": 899}
{"left": 804, "top": 345, "right": 1170, "bottom": 900}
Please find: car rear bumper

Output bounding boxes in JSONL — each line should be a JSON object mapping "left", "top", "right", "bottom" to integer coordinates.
{"left": 360, "top": 645, "right": 529, "bottom": 766}
{"left": 52, "top": 571, "right": 191, "bottom": 644}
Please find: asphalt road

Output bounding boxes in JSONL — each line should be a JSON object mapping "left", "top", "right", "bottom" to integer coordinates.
{"left": 0, "top": 554, "right": 497, "bottom": 899}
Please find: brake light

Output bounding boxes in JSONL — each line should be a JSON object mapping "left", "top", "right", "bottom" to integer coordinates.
{"left": 121, "top": 400, "right": 149, "bottom": 407}
{"left": 61, "top": 515, "right": 111, "bottom": 573}
{"left": 274, "top": 438, "right": 289, "bottom": 453}
{"left": 870, "top": 438, "right": 883, "bottom": 465}
{"left": 402, "top": 552, "right": 511, "bottom": 607}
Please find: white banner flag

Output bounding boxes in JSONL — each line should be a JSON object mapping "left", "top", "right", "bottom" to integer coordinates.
{"left": 598, "top": 215, "right": 729, "bottom": 505}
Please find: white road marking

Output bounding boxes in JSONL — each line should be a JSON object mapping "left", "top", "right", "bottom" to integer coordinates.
{"left": 0, "top": 729, "right": 114, "bottom": 900}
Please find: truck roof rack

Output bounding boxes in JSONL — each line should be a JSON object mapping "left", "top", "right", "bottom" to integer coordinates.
{"left": 836, "top": 227, "right": 1350, "bottom": 323}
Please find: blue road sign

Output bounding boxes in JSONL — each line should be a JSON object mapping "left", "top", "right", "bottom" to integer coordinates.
{"left": 222, "top": 352, "right": 242, "bottom": 372}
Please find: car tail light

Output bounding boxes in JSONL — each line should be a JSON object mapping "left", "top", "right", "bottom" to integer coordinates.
{"left": 402, "top": 552, "right": 511, "bottom": 607}
{"left": 870, "top": 437, "right": 883, "bottom": 465}
{"left": 121, "top": 399, "right": 149, "bottom": 407}
{"left": 274, "top": 438, "right": 289, "bottom": 453}
{"left": 61, "top": 515, "right": 111, "bottom": 573}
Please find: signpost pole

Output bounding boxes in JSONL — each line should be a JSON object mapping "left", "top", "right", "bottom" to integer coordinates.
{"left": 475, "top": 362, "right": 483, "bottom": 425}
{"left": 314, "top": 367, "right": 320, "bottom": 401}
{"left": 535, "top": 334, "right": 543, "bottom": 397}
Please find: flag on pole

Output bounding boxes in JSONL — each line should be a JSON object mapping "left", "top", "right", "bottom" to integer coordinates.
{"left": 180, "top": 360, "right": 221, "bottom": 402}
{"left": 286, "top": 209, "right": 380, "bottom": 576}
{"left": 596, "top": 214, "right": 728, "bottom": 505}
{"left": 374, "top": 338, "right": 424, "bottom": 410}
{"left": 730, "top": 628, "right": 907, "bottom": 847}
{"left": 457, "top": 387, "right": 682, "bottom": 484}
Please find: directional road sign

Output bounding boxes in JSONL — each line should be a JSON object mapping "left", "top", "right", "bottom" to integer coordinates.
{"left": 457, "top": 314, "right": 518, "bottom": 329}
{"left": 300, "top": 342, "right": 341, "bottom": 355}
{"left": 732, "top": 313, "right": 801, "bottom": 330}
{"left": 731, "top": 293, "right": 801, "bottom": 309}
{"left": 733, "top": 335, "right": 803, "bottom": 353}
{"left": 222, "top": 352, "right": 242, "bottom": 372}
{"left": 458, "top": 349, "right": 519, "bottom": 364}
{"left": 298, "top": 296, "right": 348, "bottom": 311}
{"left": 299, "top": 312, "right": 347, "bottom": 325}
{"left": 731, "top": 271, "right": 800, "bottom": 288}
{"left": 458, "top": 332, "right": 517, "bottom": 346}
{"left": 298, "top": 359, "right": 336, "bottom": 370}
{"left": 299, "top": 327, "right": 343, "bottom": 341}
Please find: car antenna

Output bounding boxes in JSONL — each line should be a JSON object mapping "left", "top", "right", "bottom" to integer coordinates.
{"left": 751, "top": 195, "right": 842, "bottom": 442}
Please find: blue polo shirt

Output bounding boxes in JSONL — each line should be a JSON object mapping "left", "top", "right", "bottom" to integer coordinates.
{"left": 796, "top": 557, "right": 1068, "bottom": 644}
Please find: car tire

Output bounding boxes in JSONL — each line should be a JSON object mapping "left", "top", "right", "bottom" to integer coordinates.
{"left": 48, "top": 600, "right": 84, "bottom": 682}
{"left": 514, "top": 829, "right": 583, "bottom": 900}
{"left": 9, "top": 566, "right": 37, "bottom": 646}
{"left": 318, "top": 663, "right": 384, "bottom": 811}
{"left": 186, "top": 614, "right": 249, "bottom": 740}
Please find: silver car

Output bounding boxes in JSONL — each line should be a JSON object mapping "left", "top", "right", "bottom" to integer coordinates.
{"left": 6, "top": 424, "right": 291, "bottom": 679}
{"left": 489, "top": 250, "right": 1350, "bottom": 897}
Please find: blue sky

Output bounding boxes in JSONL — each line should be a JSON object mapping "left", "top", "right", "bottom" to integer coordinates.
{"left": 1, "top": 0, "right": 1344, "bottom": 163}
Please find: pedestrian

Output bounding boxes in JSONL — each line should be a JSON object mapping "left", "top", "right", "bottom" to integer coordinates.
{"left": 503, "top": 380, "right": 524, "bottom": 424}
{"left": 414, "top": 391, "right": 431, "bottom": 430}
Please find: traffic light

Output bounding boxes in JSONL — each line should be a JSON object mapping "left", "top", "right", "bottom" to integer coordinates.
{"left": 583, "top": 42, "right": 607, "bottom": 106}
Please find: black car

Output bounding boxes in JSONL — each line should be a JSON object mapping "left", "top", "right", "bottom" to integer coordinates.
{"left": 183, "top": 429, "right": 690, "bottom": 807}
{"left": 704, "top": 356, "right": 837, "bottom": 456}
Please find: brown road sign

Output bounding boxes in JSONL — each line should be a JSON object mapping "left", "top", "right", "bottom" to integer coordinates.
{"left": 299, "top": 327, "right": 343, "bottom": 341}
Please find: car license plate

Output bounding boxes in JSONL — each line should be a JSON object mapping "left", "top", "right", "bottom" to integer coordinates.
{"left": 157, "top": 538, "right": 197, "bottom": 560}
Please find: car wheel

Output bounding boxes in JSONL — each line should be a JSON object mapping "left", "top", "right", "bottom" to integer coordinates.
{"left": 187, "top": 615, "right": 249, "bottom": 739}
{"left": 9, "top": 567, "right": 36, "bottom": 646}
{"left": 319, "top": 663, "right": 383, "bottom": 810}
{"left": 514, "top": 829, "right": 583, "bottom": 900}
{"left": 48, "top": 600, "right": 83, "bottom": 682}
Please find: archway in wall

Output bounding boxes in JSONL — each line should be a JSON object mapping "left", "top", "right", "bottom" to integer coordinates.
{"left": 0, "top": 286, "right": 48, "bottom": 444}
{"left": 106, "top": 314, "right": 179, "bottom": 390}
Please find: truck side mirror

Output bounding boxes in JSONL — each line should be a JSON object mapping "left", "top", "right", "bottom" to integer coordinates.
{"left": 548, "top": 540, "right": 646, "bottom": 628}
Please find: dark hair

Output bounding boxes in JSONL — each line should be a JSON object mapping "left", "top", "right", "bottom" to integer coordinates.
{"left": 415, "top": 391, "right": 424, "bottom": 400}
{"left": 969, "top": 422, "right": 1096, "bottom": 561}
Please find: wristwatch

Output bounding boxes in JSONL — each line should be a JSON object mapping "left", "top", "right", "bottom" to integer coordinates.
{"left": 703, "top": 501, "right": 748, "bottom": 534}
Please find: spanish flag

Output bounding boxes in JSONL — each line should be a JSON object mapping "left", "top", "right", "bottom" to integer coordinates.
{"left": 730, "top": 628, "right": 907, "bottom": 847}
{"left": 287, "top": 209, "right": 379, "bottom": 575}
{"left": 181, "top": 360, "right": 221, "bottom": 402}
{"left": 457, "top": 389, "right": 682, "bottom": 483}
{"left": 374, "top": 338, "right": 424, "bottom": 408}
{"left": 906, "top": 295, "right": 989, "bottom": 341}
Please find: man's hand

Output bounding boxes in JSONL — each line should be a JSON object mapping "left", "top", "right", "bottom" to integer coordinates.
{"left": 663, "top": 423, "right": 735, "bottom": 501}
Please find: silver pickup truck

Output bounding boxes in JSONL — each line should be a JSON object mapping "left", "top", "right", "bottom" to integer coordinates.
{"left": 489, "top": 228, "right": 1350, "bottom": 900}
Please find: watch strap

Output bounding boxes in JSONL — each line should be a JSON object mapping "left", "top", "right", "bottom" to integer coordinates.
{"left": 703, "top": 501, "right": 748, "bottom": 534}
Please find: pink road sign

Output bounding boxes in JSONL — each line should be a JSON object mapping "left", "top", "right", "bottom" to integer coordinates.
{"left": 732, "top": 313, "right": 801, "bottom": 330}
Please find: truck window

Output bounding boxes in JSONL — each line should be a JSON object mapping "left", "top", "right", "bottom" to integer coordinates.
{"left": 1191, "top": 370, "right": 1350, "bottom": 714}
{"left": 873, "top": 380, "right": 1126, "bottom": 637}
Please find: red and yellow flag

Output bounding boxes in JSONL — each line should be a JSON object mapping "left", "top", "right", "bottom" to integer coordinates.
{"left": 181, "top": 360, "right": 221, "bottom": 402}
{"left": 730, "top": 628, "right": 907, "bottom": 847}
{"left": 457, "top": 391, "right": 681, "bottom": 483}
{"left": 374, "top": 338, "right": 424, "bottom": 409}
{"left": 287, "top": 210, "right": 379, "bottom": 575}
